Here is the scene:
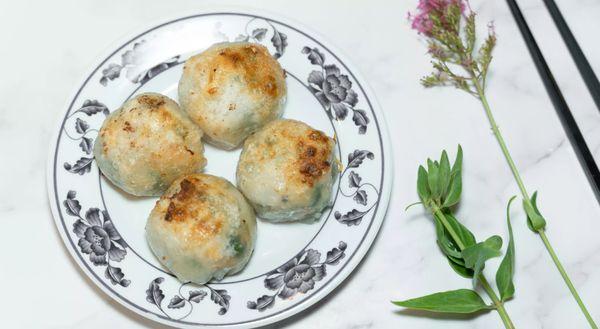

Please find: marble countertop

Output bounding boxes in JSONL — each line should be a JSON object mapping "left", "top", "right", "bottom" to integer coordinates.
{"left": 1, "top": 0, "right": 600, "bottom": 328}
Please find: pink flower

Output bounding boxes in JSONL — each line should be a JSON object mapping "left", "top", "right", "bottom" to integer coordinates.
{"left": 487, "top": 20, "right": 496, "bottom": 36}
{"left": 408, "top": 0, "right": 467, "bottom": 36}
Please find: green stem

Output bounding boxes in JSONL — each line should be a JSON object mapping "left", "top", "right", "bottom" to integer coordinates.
{"left": 539, "top": 231, "right": 598, "bottom": 328}
{"left": 433, "top": 207, "right": 466, "bottom": 250}
{"left": 480, "top": 276, "right": 515, "bottom": 329}
{"left": 476, "top": 85, "right": 529, "bottom": 200}
{"left": 471, "top": 75, "right": 598, "bottom": 329}
{"left": 433, "top": 207, "right": 515, "bottom": 329}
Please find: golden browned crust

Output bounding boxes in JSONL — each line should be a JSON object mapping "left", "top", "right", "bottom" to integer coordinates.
{"left": 236, "top": 119, "right": 337, "bottom": 222}
{"left": 293, "top": 129, "right": 333, "bottom": 187}
{"left": 178, "top": 42, "right": 287, "bottom": 150}
{"left": 196, "top": 44, "right": 282, "bottom": 99}
{"left": 100, "top": 107, "right": 196, "bottom": 166}
{"left": 173, "top": 178, "right": 199, "bottom": 201}
{"left": 163, "top": 178, "right": 205, "bottom": 222}
{"left": 146, "top": 173, "right": 257, "bottom": 283}
{"left": 240, "top": 120, "right": 334, "bottom": 187}
{"left": 102, "top": 105, "right": 195, "bottom": 157}
{"left": 122, "top": 121, "right": 134, "bottom": 132}
{"left": 137, "top": 94, "right": 166, "bottom": 108}
{"left": 94, "top": 93, "right": 206, "bottom": 196}
{"left": 159, "top": 176, "right": 231, "bottom": 244}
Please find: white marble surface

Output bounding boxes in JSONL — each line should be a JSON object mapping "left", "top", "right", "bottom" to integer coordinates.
{"left": 1, "top": 0, "right": 600, "bottom": 328}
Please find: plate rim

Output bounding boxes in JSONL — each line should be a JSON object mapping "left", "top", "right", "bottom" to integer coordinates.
{"left": 46, "top": 7, "right": 393, "bottom": 328}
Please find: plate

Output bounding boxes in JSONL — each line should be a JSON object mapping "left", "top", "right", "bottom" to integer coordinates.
{"left": 47, "top": 10, "right": 392, "bottom": 328}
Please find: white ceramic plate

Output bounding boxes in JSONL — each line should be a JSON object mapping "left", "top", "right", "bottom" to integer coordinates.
{"left": 47, "top": 10, "right": 392, "bottom": 328}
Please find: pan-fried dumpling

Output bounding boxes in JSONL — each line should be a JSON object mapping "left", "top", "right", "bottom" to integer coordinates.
{"left": 94, "top": 93, "right": 206, "bottom": 196}
{"left": 236, "top": 119, "right": 337, "bottom": 222}
{"left": 178, "top": 42, "right": 287, "bottom": 150}
{"left": 146, "top": 174, "right": 257, "bottom": 284}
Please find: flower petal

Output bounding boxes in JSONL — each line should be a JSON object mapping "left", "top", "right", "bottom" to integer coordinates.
{"left": 307, "top": 70, "right": 324, "bottom": 87}
{"left": 303, "top": 249, "right": 321, "bottom": 266}
{"left": 114, "top": 238, "right": 129, "bottom": 249}
{"left": 344, "top": 89, "right": 358, "bottom": 107}
{"left": 103, "top": 220, "right": 121, "bottom": 241}
{"left": 323, "top": 75, "right": 339, "bottom": 89}
{"left": 297, "top": 279, "right": 315, "bottom": 293}
{"left": 102, "top": 64, "right": 121, "bottom": 80}
{"left": 91, "top": 243, "right": 106, "bottom": 255}
{"left": 313, "top": 91, "right": 330, "bottom": 109}
{"left": 85, "top": 208, "right": 102, "bottom": 226}
{"left": 313, "top": 264, "right": 326, "bottom": 281}
{"left": 285, "top": 273, "right": 304, "bottom": 289}
{"left": 121, "top": 50, "right": 134, "bottom": 66}
{"left": 324, "top": 65, "right": 340, "bottom": 77}
{"left": 100, "top": 236, "right": 112, "bottom": 254}
{"left": 83, "top": 227, "right": 95, "bottom": 241}
{"left": 278, "top": 257, "right": 298, "bottom": 273}
{"left": 287, "top": 278, "right": 303, "bottom": 289}
{"left": 108, "top": 244, "right": 126, "bottom": 262}
{"left": 301, "top": 267, "right": 315, "bottom": 281}
{"left": 89, "top": 253, "right": 107, "bottom": 265}
{"left": 78, "top": 238, "right": 93, "bottom": 254}
{"left": 264, "top": 274, "right": 285, "bottom": 290}
{"left": 332, "top": 103, "right": 348, "bottom": 120}
{"left": 73, "top": 220, "right": 89, "bottom": 238}
{"left": 278, "top": 286, "right": 296, "bottom": 299}
{"left": 294, "top": 264, "right": 310, "bottom": 272}
{"left": 338, "top": 74, "right": 352, "bottom": 89}
{"left": 101, "top": 210, "right": 111, "bottom": 222}
{"left": 282, "top": 269, "right": 293, "bottom": 282}
{"left": 92, "top": 225, "right": 109, "bottom": 239}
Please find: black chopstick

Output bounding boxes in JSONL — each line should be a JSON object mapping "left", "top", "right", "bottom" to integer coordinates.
{"left": 505, "top": 0, "right": 600, "bottom": 203}
{"left": 543, "top": 0, "right": 600, "bottom": 113}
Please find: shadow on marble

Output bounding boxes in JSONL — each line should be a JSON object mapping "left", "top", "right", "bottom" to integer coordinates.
{"left": 393, "top": 308, "right": 488, "bottom": 322}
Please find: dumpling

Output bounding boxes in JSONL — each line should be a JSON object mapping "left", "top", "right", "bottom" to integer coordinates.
{"left": 146, "top": 174, "right": 257, "bottom": 284}
{"left": 94, "top": 93, "right": 206, "bottom": 196}
{"left": 178, "top": 42, "right": 287, "bottom": 150}
{"left": 236, "top": 119, "right": 338, "bottom": 222}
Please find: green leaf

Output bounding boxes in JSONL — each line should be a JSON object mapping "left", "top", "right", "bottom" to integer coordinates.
{"left": 392, "top": 289, "right": 491, "bottom": 313}
{"left": 487, "top": 235, "right": 502, "bottom": 249}
{"left": 451, "top": 145, "right": 463, "bottom": 175}
{"left": 442, "top": 170, "right": 462, "bottom": 208}
{"left": 434, "top": 216, "right": 462, "bottom": 259}
{"left": 427, "top": 159, "right": 440, "bottom": 199}
{"left": 531, "top": 192, "right": 546, "bottom": 227}
{"left": 496, "top": 196, "right": 517, "bottom": 301}
{"left": 462, "top": 235, "right": 503, "bottom": 286}
{"left": 433, "top": 211, "right": 476, "bottom": 277}
{"left": 526, "top": 214, "right": 535, "bottom": 232}
{"left": 417, "top": 166, "right": 431, "bottom": 202}
{"left": 439, "top": 151, "right": 451, "bottom": 198}
{"left": 448, "top": 259, "right": 474, "bottom": 278}
{"left": 523, "top": 191, "right": 547, "bottom": 232}
{"left": 444, "top": 146, "right": 463, "bottom": 208}
{"left": 444, "top": 212, "right": 476, "bottom": 248}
